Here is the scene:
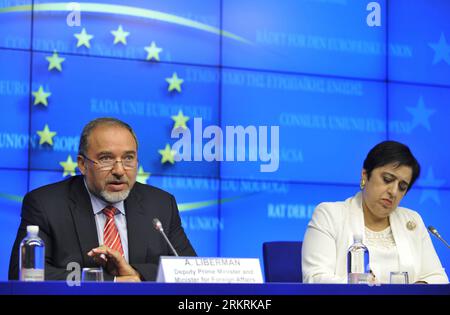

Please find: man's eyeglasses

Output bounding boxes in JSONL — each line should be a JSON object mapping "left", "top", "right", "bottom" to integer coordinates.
{"left": 82, "top": 154, "right": 137, "bottom": 171}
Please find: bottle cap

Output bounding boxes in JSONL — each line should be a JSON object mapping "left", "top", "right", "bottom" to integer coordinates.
{"left": 353, "top": 234, "right": 363, "bottom": 242}
{"left": 27, "top": 225, "right": 39, "bottom": 235}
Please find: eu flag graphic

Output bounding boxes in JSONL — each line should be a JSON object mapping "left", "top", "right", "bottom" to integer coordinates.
{"left": 0, "top": 0, "right": 449, "bottom": 281}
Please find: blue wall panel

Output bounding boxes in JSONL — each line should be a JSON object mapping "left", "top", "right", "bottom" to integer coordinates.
{"left": 0, "top": 0, "right": 449, "bottom": 280}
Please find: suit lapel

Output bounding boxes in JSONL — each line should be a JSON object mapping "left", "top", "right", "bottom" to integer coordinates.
{"left": 68, "top": 176, "right": 99, "bottom": 266}
{"left": 124, "top": 188, "right": 148, "bottom": 263}
{"left": 348, "top": 192, "right": 365, "bottom": 244}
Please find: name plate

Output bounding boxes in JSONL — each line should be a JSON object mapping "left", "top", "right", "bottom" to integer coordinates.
{"left": 156, "top": 256, "right": 263, "bottom": 283}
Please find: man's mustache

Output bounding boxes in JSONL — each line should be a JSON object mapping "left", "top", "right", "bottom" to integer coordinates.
{"left": 106, "top": 179, "right": 129, "bottom": 185}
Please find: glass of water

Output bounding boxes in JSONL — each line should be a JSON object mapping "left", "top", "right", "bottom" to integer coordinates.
{"left": 82, "top": 268, "right": 104, "bottom": 282}
{"left": 390, "top": 271, "right": 409, "bottom": 284}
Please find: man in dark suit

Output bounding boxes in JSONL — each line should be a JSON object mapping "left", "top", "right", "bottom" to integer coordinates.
{"left": 9, "top": 118, "right": 196, "bottom": 281}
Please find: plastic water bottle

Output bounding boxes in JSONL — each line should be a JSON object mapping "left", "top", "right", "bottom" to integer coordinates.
{"left": 347, "top": 234, "right": 370, "bottom": 284}
{"left": 19, "top": 225, "right": 45, "bottom": 281}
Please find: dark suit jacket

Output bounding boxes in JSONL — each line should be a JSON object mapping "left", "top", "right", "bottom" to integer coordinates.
{"left": 9, "top": 175, "right": 196, "bottom": 281}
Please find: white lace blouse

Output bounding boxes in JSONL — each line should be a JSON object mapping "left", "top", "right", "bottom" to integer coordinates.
{"left": 364, "top": 226, "right": 400, "bottom": 284}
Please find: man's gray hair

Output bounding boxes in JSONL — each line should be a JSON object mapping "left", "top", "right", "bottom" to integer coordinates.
{"left": 78, "top": 117, "right": 138, "bottom": 156}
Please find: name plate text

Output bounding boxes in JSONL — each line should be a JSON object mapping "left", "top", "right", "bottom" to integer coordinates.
{"left": 156, "top": 257, "right": 263, "bottom": 283}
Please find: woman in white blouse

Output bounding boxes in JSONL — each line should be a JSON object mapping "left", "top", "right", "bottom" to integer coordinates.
{"left": 302, "top": 141, "right": 449, "bottom": 284}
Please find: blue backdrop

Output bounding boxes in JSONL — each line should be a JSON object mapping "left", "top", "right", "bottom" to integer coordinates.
{"left": 1, "top": 0, "right": 449, "bottom": 281}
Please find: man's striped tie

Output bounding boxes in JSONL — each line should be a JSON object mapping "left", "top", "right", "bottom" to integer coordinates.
{"left": 102, "top": 205, "right": 124, "bottom": 257}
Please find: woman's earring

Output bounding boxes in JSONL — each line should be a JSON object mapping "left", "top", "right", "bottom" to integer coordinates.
{"left": 360, "top": 178, "right": 366, "bottom": 190}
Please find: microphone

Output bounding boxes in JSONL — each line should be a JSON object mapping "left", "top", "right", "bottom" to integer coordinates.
{"left": 428, "top": 226, "right": 450, "bottom": 248}
{"left": 152, "top": 218, "right": 179, "bottom": 256}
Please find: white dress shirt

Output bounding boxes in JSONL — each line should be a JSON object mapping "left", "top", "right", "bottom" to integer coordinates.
{"left": 364, "top": 226, "right": 400, "bottom": 284}
{"left": 84, "top": 181, "right": 129, "bottom": 263}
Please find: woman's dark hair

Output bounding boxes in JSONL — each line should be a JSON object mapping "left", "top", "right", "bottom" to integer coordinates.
{"left": 363, "top": 141, "right": 420, "bottom": 191}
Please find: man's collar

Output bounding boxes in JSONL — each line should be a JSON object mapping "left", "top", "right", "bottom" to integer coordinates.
{"left": 83, "top": 179, "right": 126, "bottom": 215}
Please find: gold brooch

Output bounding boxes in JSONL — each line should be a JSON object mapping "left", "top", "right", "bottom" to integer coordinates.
{"left": 406, "top": 221, "right": 416, "bottom": 231}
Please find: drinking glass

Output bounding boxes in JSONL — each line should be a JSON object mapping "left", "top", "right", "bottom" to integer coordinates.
{"left": 390, "top": 271, "right": 409, "bottom": 284}
{"left": 82, "top": 268, "right": 104, "bottom": 282}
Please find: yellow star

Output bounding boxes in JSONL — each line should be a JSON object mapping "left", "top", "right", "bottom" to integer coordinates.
{"left": 171, "top": 110, "right": 190, "bottom": 130}
{"left": 74, "top": 28, "right": 94, "bottom": 48}
{"left": 158, "top": 144, "right": 176, "bottom": 164}
{"left": 32, "top": 86, "right": 51, "bottom": 106}
{"left": 166, "top": 72, "right": 184, "bottom": 93}
{"left": 59, "top": 155, "right": 78, "bottom": 177}
{"left": 136, "top": 166, "right": 151, "bottom": 184}
{"left": 111, "top": 25, "right": 130, "bottom": 45}
{"left": 46, "top": 51, "right": 65, "bottom": 72}
{"left": 144, "top": 41, "right": 162, "bottom": 61}
{"left": 37, "top": 124, "right": 57, "bottom": 146}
